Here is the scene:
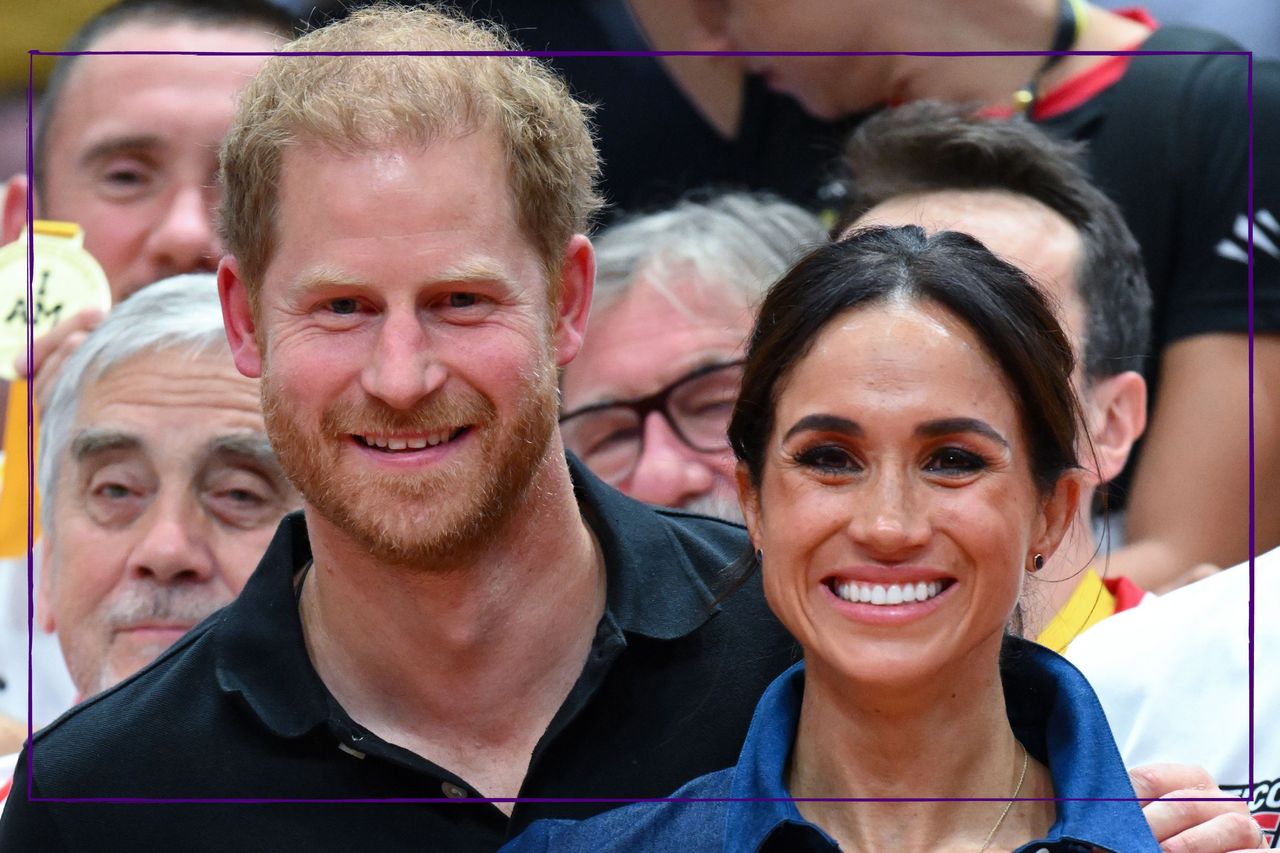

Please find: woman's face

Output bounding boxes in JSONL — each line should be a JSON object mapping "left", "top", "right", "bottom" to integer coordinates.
{"left": 739, "top": 299, "right": 1076, "bottom": 689}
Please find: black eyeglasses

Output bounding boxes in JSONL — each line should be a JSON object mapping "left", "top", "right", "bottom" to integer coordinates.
{"left": 560, "top": 360, "right": 744, "bottom": 485}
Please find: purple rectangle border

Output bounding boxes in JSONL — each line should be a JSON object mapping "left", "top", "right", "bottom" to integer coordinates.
{"left": 21, "top": 46, "right": 1257, "bottom": 807}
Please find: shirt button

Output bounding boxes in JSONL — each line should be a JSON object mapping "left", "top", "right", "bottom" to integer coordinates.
{"left": 441, "top": 782, "right": 468, "bottom": 799}
{"left": 1033, "top": 848, "right": 1051, "bottom": 853}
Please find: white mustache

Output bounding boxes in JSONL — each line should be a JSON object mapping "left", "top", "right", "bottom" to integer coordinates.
{"left": 103, "top": 582, "right": 230, "bottom": 632}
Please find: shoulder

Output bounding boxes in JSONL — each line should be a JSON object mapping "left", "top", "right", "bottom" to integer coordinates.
{"left": 503, "top": 769, "right": 734, "bottom": 853}
{"left": 23, "top": 614, "right": 230, "bottom": 796}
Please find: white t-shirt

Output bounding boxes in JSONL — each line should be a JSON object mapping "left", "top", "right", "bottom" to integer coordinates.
{"left": 1066, "top": 546, "right": 1279, "bottom": 842}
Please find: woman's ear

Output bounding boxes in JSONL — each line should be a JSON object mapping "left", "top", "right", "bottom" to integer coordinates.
{"left": 735, "top": 462, "right": 762, "bottom": 550}
{"left": 1034, "top": 469, "right": 1085, "bottom": 563}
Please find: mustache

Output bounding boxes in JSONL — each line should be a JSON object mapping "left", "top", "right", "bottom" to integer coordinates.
{"left": 319, "top": 393, "right": 497, "bottom": 436}
{"left": 103, "top": 582, "right": 231, "bottom": 632}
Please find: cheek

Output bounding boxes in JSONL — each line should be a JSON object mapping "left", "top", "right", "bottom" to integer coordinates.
{"left": 215, "top": 529, "right": 278, "bottom": 594}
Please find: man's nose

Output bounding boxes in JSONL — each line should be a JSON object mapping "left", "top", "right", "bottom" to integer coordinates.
{"left": 359, "top": 308, "right": 448, "bottom": 410}
{"left": 623, "top": 412, "right": 719, "bottom": 508}
{"left": 139, "top": 184, "right": 219, "bottom": 292}
{"left": 124, "top": 490, "right": 217, "bottom": 585}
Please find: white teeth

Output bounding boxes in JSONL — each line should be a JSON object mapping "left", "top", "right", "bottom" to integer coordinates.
{"left": 362, "top": 431, "right": 457, "bottom": 451}
{"left": 834, "top": 580, "right": 946, "bottom": 606}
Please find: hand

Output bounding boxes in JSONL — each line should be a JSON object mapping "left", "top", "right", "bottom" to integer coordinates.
{"left": 13, "top": 307, "right": 105, "bottom": 414}
{"left": 1129, "top": 763, "right": 1266, "bottom": 852}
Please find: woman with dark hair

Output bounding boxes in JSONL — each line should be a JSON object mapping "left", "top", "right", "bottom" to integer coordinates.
{"left": 503, "top": 225, "right": 1159, "bottom": 852}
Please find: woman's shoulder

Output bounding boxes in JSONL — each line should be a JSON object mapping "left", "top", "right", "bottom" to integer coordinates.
{"left": 501, "top": 768, "right": 735, "bottom": 853}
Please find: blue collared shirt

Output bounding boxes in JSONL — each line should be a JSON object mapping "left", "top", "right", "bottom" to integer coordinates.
{"left": 503, "top": 637, "right": 1159, "bottom": 853}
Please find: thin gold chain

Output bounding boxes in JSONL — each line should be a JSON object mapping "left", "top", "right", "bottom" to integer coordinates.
{"left": 977, "top": 741, "right": 1030, "bottom": 853}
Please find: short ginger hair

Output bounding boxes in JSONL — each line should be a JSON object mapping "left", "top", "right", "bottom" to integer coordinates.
{"left": 218, "top": 3, "right": 601, "bottom": 301}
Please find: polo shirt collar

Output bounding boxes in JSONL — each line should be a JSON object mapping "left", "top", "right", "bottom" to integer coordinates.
{"left": 566, "top": 452, "right": 724, "bottom": 640}
{"left": 722, "top": 638, "right": 1154, "bottom": 853}
{"left": 214, "top": 511, "right": 331, "bottom": 739}
{"left": 214, "top": 455, "right": 727, "bottom": 739}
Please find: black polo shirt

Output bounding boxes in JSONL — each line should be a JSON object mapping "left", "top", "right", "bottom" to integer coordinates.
{"left": 0, "top": 457, "right": 798, "bottom": 851}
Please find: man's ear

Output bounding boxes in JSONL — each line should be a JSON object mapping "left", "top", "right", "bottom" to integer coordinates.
{"left": 735, "top": 462, "right": 763, "bottom": 550}
{"left": 1033, "top": 469, "right": 1084, "bottom": 566}
{"left": 1081, "top": 371, "right": 1148, "bottom": 486}
{"left": 2, "top": 174, "right": 31, "bottom": 245}
{"left": 217, "top": 256, "right": 262, "bottom": 379}
{"left": 38, "top": 537, "right": 55, "bottom": 634}
{"left": 552, "top": 234, "right": 595, "bottom": 368}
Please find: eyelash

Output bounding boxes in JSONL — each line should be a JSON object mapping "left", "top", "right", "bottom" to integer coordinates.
{"left": 790, "top": 445, "right": 991, "bottom": 476}
{"left": 792, "top": 445, "right": 859, "bottom": 474}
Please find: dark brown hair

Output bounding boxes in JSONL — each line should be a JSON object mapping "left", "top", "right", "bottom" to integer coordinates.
{"left": 730, "top": 225, "right": 1083, "bottom": 495}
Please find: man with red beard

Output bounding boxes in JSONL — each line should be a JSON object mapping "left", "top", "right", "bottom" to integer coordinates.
{"left": 0, "top": 7, "right": 1265, "bottom": 853}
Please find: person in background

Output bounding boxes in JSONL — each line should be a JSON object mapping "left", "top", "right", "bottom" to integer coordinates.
{"left": 0, "top": 0, "right": 291, "bottom": 729}
{"left": 559, "top": 193, "right": 824, "bottom": 519}
{"left": 1067, "top": 548, "right": 1280, "bottom": 845}
{"left": 0, "top": 274, "right": 298, "bottom": 796}
{"left": 0, "top": 0, "right": 292, "bottom": 399}
{"left": 670, "top": 0, "right": 1280, "bottom": 593}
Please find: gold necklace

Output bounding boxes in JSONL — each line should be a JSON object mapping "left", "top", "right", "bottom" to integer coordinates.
{"left": 976, "top": 741, "right": 1030, "bottom": 853}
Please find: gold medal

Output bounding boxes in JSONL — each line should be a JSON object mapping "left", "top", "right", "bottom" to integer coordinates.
{"left": 0, "top": 221, "right": 111, "bottom": 382}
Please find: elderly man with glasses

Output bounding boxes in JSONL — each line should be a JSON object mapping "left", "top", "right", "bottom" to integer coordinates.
{"left": 559, "top": 193, "right": 825, "bottom": 519}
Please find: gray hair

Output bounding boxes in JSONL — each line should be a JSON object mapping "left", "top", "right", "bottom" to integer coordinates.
{"left": 591, "top": 193, "right": 827, "bottom": 317}
{"left": 38, "top": 274, "right": 233, "bottom": 534}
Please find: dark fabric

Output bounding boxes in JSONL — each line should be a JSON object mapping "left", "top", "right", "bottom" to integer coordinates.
{"left": 503, "top": 639, "right": 1160, "bottom": 853}
{"left": 0, "top": 456, "right": 799, "bottom": 852}
{"left": 403, "top": 0, "right": 857, "bottom": 220}
{"left": 1040, "top": 28, "right": 1280, "bottom": 352}
{"left": 1034, "top": 29, "right": 1280, "bottom": 506}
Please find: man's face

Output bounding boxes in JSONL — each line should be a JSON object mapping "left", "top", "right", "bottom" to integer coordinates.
{"left": 560, "top": 275, "right": 753, "bottom": 517}
{"left": 39, "top": 22, "right": 276, "bottom": 302}
{"left": 853, "top": 190, "right": 1087, "bottom": 382}
{"left": 242, "top": 134, "right": 565, "bottom": 566}
{"left": 41, "top": 347, "right": 296, "bottom": 698}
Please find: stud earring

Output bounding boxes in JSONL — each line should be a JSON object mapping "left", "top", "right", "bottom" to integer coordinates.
{"left": 1030, "top": 553, "right": 1045, "bottom": 572}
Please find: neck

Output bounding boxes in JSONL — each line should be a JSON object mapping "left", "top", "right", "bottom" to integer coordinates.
{"left": 789, "top": 646, "right": 1055, "bottom": 851}
{"left": 299, "top": 450, "right": 605, "bottom": 798}
{"left": 893, "top": 0, "right": 1153, "bottom": 106}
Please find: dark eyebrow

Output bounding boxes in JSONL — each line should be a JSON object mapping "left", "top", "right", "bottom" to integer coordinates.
{"left": 782, "top": 414, "right": 863, "bottom": 442}
{"left": 203, "top": 433, "right": 288, "bottom": 483}
{"left": 915, "top": 417, "right": 1010, "bottom": 448}
{"left": 70, "top": 428, "right": 141, "bottom": 462}
{"left": 78, "top": 134, "right": 164, "bottom": 169}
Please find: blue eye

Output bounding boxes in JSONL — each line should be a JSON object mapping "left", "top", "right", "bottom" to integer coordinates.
{"left": 327, "top": 298, "right": 359, "bottom": 315}
{"left": 926, "top": 448, "right": 986, "bottom": 475}
{"left": 447, "top": 293, "right": 478, "bottom": 308}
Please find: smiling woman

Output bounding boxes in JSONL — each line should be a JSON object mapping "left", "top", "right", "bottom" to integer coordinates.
{"left": 501, "top": 226, "right": 1161, "bottom": 853}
